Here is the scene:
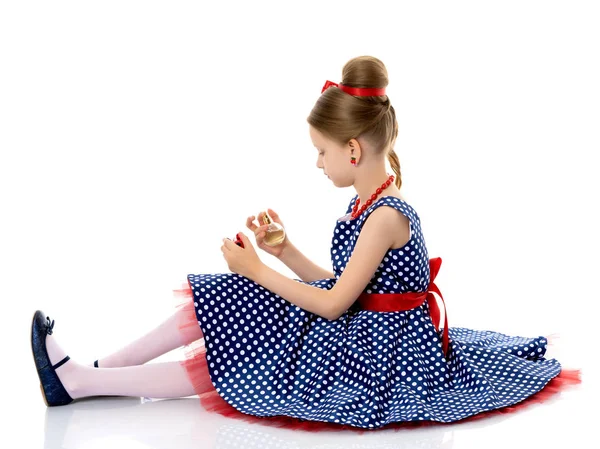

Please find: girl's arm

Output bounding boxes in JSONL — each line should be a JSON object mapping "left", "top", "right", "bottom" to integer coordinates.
{"left": 249, "top": 207, "right": 404, "bottom": 321}
{"left": 277, "top": 241, "right": 335, "bottom": 283}
{"left": 251, "top": 263, "right": 335, "bottom": 319}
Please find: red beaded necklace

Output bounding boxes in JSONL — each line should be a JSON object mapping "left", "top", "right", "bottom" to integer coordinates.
{"left": 351, "top": 173, "right": 395, "bottom": 219}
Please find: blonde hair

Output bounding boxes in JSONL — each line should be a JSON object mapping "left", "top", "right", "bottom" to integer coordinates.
{"left": 306, "top": 55, "right": 402, "bottom": 190}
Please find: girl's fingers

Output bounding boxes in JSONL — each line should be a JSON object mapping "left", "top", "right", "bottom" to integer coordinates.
{"left": 267, "top": 209, "right": 282, "bottom": 226}
{"left": 255, "top": 225, "right": 269, "bottom": 237}
{"left": 246, "top": 215, "right": 257, "bottom": 232}
{"left": 248, "top": 211, "right": 273, "bottom": 245}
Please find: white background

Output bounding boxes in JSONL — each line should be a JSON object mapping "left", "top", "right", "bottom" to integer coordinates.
{"left": 1, "top": 1, "right": 598, "bottom": 448}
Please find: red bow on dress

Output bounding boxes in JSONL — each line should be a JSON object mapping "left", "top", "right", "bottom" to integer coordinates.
{"left": 356, "top": 257, "right": 450, "bottom": 358}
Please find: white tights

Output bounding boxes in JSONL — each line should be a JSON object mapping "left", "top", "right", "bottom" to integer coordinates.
{"left": 45, "top": 305, "right": 204, "bottom": 400}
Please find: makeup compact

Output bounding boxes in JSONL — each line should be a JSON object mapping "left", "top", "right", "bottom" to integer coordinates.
{"left": 233, "top": 233, "right": 244, "bottom": 248}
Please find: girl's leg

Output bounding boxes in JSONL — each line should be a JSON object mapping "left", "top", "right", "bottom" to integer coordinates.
{"left": 46, "top": 332, "right": 197, "bottom": 399}
{"left": 90, "top": 301, "right": 202, "bottom": 368}
{"left": 72, "top": 362, "right": 196, "bottom": 399}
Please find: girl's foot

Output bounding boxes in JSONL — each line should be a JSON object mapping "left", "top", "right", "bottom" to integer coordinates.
{"left": 45, "top": 334, "right": 80, "bottom": 399}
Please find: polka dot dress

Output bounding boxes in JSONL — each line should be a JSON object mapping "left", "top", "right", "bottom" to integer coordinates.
{"left": 186, "top": 194, "right": 562, "bottom": 429}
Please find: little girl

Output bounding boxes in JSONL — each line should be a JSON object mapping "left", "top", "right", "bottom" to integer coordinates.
{"left": 31, "top": 55, "right": 581, "bottom": 431}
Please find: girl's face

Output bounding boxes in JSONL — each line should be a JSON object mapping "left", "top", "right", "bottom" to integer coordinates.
{"left": 309, "top": 125, "right": 354, "bottom": 187}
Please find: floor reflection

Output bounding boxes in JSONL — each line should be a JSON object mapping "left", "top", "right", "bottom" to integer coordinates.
{"left": 40, "top": 395, "right": 499, "bottom": 449}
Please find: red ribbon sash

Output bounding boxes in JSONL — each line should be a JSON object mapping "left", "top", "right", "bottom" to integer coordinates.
{"left": 356, "top": 257, "right": 450, "bottom": 357}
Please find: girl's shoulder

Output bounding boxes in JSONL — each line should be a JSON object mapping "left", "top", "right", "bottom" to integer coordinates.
{"left": 338, "top": 194, "right": 421, "bottom": 240}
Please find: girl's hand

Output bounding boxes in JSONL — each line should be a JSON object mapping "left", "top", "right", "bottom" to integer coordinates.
{"left": 221, "top": 232, "right": 264, "bottom": 280}
{"left": 246, "top": 209, "right": 290, "bottom": 259}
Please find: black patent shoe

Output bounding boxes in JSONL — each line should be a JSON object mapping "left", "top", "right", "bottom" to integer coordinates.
{"left": 30, "top": 310, "right": 74, "bottom": 406}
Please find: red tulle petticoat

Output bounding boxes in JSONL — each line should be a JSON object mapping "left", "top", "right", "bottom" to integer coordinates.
{"left": 171, "top": 281, "right": 582, "bottom": 434}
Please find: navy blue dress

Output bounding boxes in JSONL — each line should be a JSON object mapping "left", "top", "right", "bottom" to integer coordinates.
{"left": 186, "top": 194, "right": 562, "bottom": 429}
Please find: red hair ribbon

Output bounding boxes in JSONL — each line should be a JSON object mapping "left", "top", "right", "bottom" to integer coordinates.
{"left": 321, "top": 79, "right": 386, "bottom": 96}
{"left": 356, "top": 257, "right": 450, "bottom": 358}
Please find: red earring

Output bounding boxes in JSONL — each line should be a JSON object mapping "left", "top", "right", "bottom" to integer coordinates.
{"left": 350, "top": 156, "right": 357, "bottom": 165}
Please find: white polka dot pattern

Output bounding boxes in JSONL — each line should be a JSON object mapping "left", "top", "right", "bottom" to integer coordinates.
{"left": 333, "top": 194, "right": 429, "bottom": 296}
{"left": 186, "top": 194, "right": 562, "bottom": 429}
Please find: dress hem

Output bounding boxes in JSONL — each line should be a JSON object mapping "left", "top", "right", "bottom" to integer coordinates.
{"left": 171, "top": 280, "right": 582, "bottom": 434}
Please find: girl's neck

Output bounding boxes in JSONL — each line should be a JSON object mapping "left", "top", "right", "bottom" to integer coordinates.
{"left": 357, "top": 187, "right": 404, "bottom": 206}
